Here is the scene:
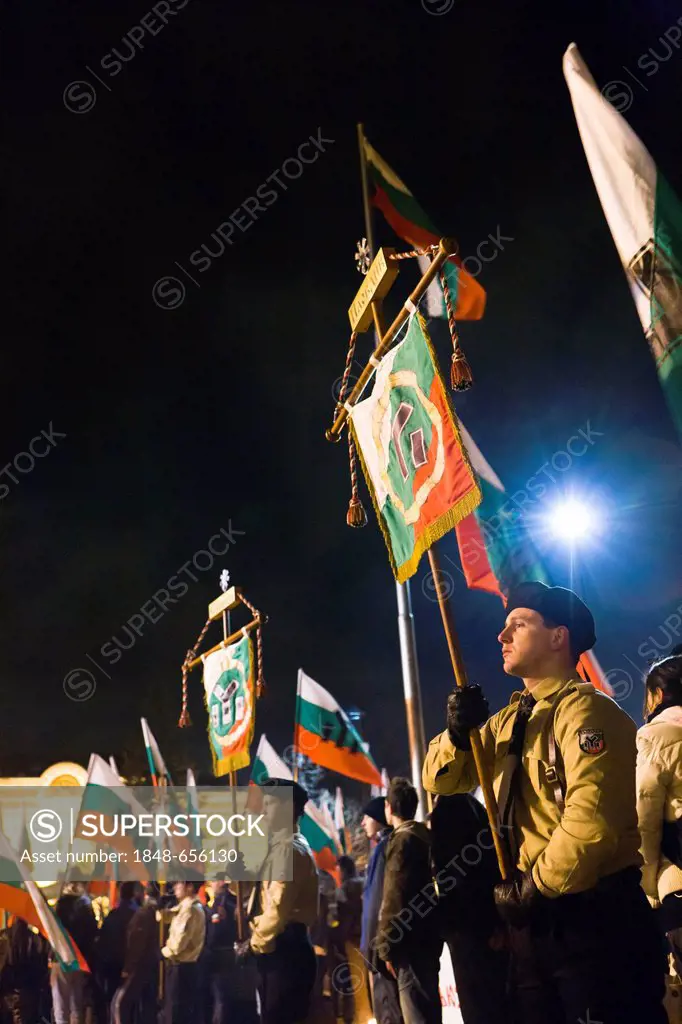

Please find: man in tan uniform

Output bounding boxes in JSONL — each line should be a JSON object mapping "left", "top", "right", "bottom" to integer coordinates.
{"left": 423, "top": 581, "right": 666, "bottom": 1024}
{"left": 234, "top": 777, "right": 319, "bottom": 1024}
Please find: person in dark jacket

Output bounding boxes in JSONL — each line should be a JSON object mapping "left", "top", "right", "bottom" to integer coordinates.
{"left": 51, "top": 885, "right": 99, "bottom": 1024}
{"left": 309, "top": 869, "right": 336, "bottom": 1024}
{"left": 0, "top": 917, "right": 49, "bottom": 1024}
{"left": 360, "top": 797, "right": 401, "bottom": 1024}
{"left": 97, "top": 882, "right": 143, "bottom": 1019}
{"left": 376, "top": 778, "right": 442, "bottom": 1024}
{"left": 429, "top": 793, "right": 508, "bottom": 1024}
{"left": 205, "top": 877, "right": 257, "bottom": 1024}
{"left": 330, "top": 856, "right": 363, "bottom": 1024}
{"left": 111, "top": 882, "right": 160, "bottom": 1024}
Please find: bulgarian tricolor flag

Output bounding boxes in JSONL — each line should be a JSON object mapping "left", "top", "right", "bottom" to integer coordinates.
{"left": 295, "top": 671, "right": 382, "bottom": 787}
{"left": 350, "top": 314, "right": 481, "bottom": 582}
{"left": 0, "top": 831, "right": 88, "bottom": 971}
{"left": 250, "top": 735, "right": 340, "bottom": 878}
{"left": 454, "top": 421, "right": 612, "bottom": 694}
{"left": 564, "top": 44, "right": 682, "bottom": 441}
{"left": 362, "top": 132, "right": 486, "bottom": 321}
{"left": 139, "top": 726, "right": 198, "bottom": 865}
{"left": 75, "top": 754, "right": 157, "bottom": 879}
{"left": 141, "top": 717, "right": 172, "bottom": 786}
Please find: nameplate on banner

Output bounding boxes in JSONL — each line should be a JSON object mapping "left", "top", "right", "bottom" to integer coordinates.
{"left": 348, "top": 248, "right": 398, "bottom": 333}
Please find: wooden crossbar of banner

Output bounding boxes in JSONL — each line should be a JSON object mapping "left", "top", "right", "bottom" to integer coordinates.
{"left": 326, "top": 236, "right": 456, "bottom": 441}
{"left": 184, "top": 616, "right": 261, "bottom": 672}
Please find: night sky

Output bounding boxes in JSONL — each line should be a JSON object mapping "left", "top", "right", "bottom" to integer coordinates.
{"left": 4, "top": 0, "right": 682, "bottom": 785}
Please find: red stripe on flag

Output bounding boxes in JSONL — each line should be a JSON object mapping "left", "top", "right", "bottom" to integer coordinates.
{"left": 312, "top": 847, "right": 340, "bottom": 885}
{"left": 0, "top": 885, "right": 90, "bottom": 972}
{"left": 455, "top": 514, "right": 502, "bottom": 596}
{"left": 294, "top": 726, "right": 382, "bottom": 786}
{"left": 371, "top": 186, "right": 487, "bottom": 320}
{"left": 577, "top": 650, "right": 614, "bottom": 696}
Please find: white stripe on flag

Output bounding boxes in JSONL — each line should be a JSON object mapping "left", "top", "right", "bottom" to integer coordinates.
{"left": 417, "top": 253, "right": 444, "bottom": 317}
{"left": 140, "top": 718, "right": 170, "bottom": 781}
{"left": 458, "top": 419, "right": 505, "bottom": 491}
{"left": 255, "top": 735, "right": 293, "bottom": 779}
{"left": 563, "top": 43, "right": 656, "bottom": 334}
{"left": 297, "top": 668, "right": 341, "bottom": 713}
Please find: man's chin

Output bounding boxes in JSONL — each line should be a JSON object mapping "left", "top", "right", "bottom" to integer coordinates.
{"left": 502, "top": 658, "right": 521, "bottom": 676}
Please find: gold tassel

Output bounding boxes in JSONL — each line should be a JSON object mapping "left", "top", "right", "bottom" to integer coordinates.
{"left": 450, "top": 350, "right": 474, "bottom": 391}
{"left": 346, "top": 496, "right": 367, "bottom": 528}
{"left": 178, "top": 708, "right": 192, "bottom": 729}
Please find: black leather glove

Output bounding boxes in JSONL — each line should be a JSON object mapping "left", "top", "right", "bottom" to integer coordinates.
{"left": 446, "top": 684, "right": 489, "bottom": 749}
{"left": 226, "top": 850, "right": 247, "bottom": 879}
{"left": 233, "top": 939, "right": 252, "bottom": 965}
{"left": 494, "top": 870, "right": 543, "bottom": 928}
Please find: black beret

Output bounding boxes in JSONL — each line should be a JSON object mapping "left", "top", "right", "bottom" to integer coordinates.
{"left": 506, "top": 581, "right": 596, "bottom": 656}
{"left": 260, "top": 777, "right": 308, "bottom": 813}
{"left": 361, "top": 796, "right": 387, "bottom": 826}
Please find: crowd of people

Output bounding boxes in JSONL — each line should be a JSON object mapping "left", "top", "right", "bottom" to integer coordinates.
{"left": 2, "top": 582, "right": 682, "bottom": 1024}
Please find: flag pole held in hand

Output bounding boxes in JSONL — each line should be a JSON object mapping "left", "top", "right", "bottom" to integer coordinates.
{"left": 426, "top": 547, "right": 510, "bottom": 879}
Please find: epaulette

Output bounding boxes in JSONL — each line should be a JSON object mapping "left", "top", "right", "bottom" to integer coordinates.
{"left": 566, "top": 679, "right": 596, "bottom": 696}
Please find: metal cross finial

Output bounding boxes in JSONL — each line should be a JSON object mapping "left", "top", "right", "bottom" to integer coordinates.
{"left": 219, "top": 569, "right": 230, "bottom": 593}
{"left": 355, "top": 238, "right": 371, "bottom": 275}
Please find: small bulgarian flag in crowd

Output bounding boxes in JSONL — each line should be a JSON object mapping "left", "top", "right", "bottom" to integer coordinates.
{"left": 0, "top": 831, "right": 88, "bottom": 971}
{"left": 564, "top": 44, "right": 682, "bottom": 441}
{"left": 250, "top": 735, "right": 340, "bottom": 878}
{"left": 295, "top": 670, "right": 382, "bottom": 786}
{"left": 454, "top": 419, "right": 612, "bottom": 694}
{"left": 361, "top": 130, "right": 487, "bottom": 321}
{"left": 141, "top": 718, "right": 172, "bottom": 786}
{"left": 75, "top": 754, "right": 157, "bottom": 879}
{"left": 139, "top": 723, "right": 200, "bottom": 866}
{"left": 349, "top": 314, "right": 481, "bottom": 583}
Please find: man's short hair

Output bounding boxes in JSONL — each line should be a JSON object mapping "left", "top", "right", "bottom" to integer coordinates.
{"left": 120, "top": 881, "right": 137, "bottom": 901}
{"left": 386, "top": 777, "right": 418, "bottom": 820}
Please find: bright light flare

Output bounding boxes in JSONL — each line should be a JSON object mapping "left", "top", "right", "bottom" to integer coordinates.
{"left": 547, "top": 500, "right": 595, "bottom": 541}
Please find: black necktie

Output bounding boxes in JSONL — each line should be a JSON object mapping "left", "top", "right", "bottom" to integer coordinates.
{"left": 499, "top": 693, "right": 537, "bottom": 864}
{"left": 509, "top": 693, "right": 536, "bottom": 758}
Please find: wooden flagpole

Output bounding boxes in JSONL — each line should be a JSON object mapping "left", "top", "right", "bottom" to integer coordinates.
{"left": 292, "top": 669, "right": 301, "bottom": 783}
{"left": 356, "top": 123, "right": 429, "bottom": 816}
{"left": 223, "top": 606, "right": 247, "bottom": 943}
{"left": 330, "top": 126, "right": 506, "bottom": 871}
{"left": 427, "top": 548, "right": 509, "bottom": 878}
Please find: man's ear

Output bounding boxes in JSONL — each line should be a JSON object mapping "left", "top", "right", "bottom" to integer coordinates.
{"left": 552, "top": 625, "right": 570, "bottom": 652}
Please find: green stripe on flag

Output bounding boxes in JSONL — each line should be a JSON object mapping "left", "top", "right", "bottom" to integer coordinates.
{"left": 653, "top": 174, "right": 682, "bottom": 437}
{"left": 250, "top": 756, "right": 269, "bottom": 785}
{"left": 475, "top": 478, "right": 551, "bottom": 592}
{"left": 367, "top": 167, "right": 439, "bottom": 236}
{"left": 297, "top": 698, "right": 367, "bottom": 755}
{"left": 300, "top": 813, "right": 334, "bottom": 855}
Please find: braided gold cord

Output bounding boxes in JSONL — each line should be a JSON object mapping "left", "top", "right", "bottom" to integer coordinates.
{"left": 239, "top": 592, "right": 265, "bottom": 696}
{"left": 387, "top": 244, "right": 440, "bottom": 262}
{"left": 178, "top": 617, "right": 212, "bottom": 727}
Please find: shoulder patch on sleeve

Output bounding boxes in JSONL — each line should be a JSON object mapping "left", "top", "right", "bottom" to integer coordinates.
{"left": 577, "top": 727, "right": 605, "bottom": 754}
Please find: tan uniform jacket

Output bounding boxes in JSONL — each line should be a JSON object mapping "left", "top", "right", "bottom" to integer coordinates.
{"left": 248, "top": 830, "right": 319, "bottom": 955}
{"left": 422, "top": 676, "right": 641, "bottom": 897}
{"left": 161, "top": 897, "right": 206, "bottom": 963}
